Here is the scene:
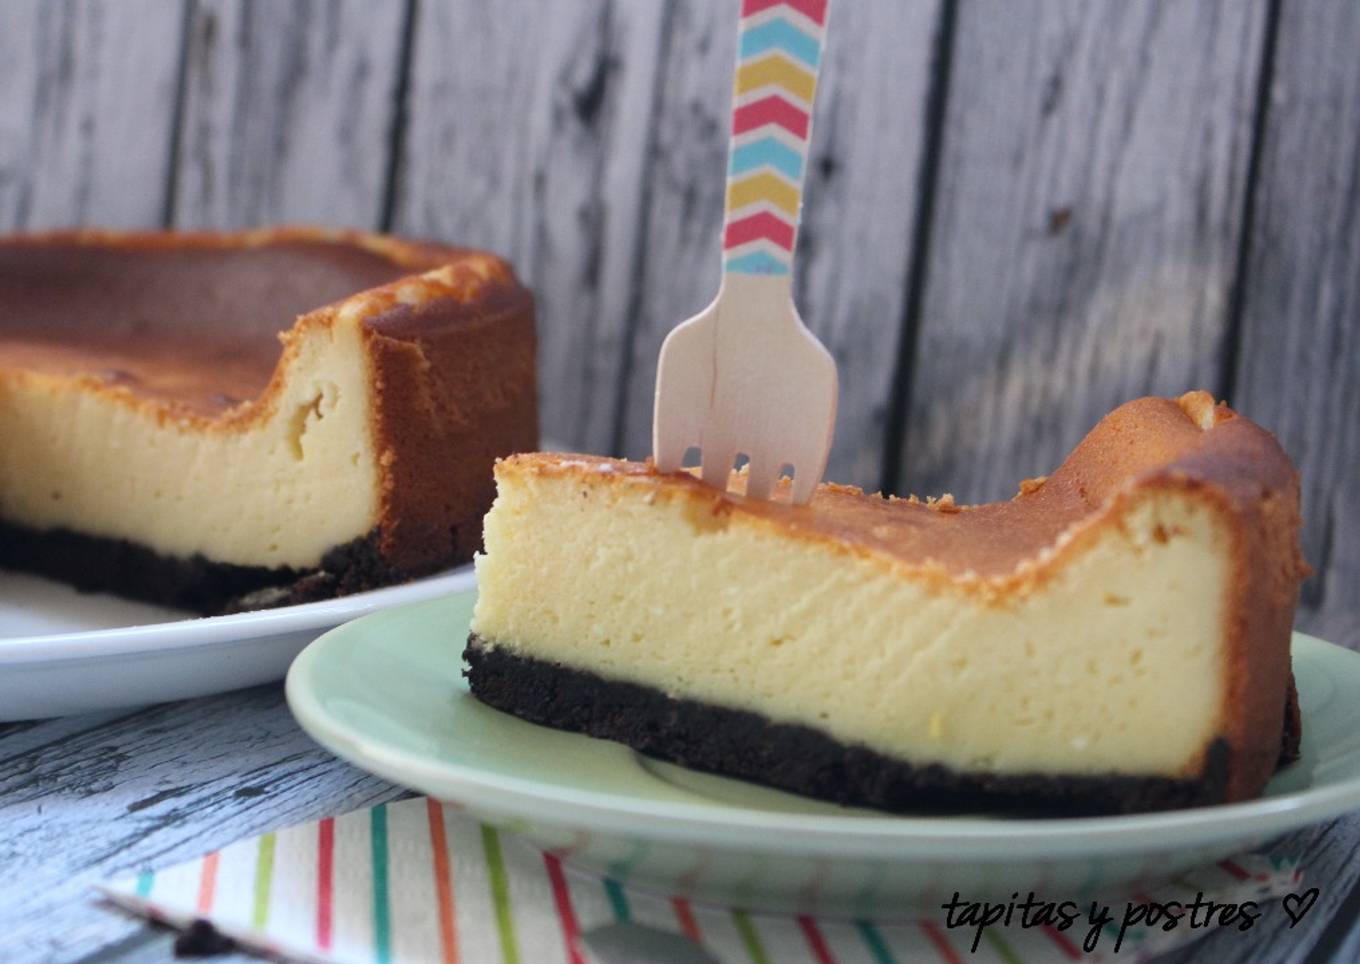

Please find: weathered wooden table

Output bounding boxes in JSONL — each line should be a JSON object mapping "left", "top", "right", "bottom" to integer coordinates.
{"left": 1, "top": 682, "right": 1357, "bottom": 963}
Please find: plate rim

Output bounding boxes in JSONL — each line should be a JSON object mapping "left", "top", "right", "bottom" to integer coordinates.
{"left": 0, "top": 566, "right": 475, "bottom": 664}
{"left": 286, "top": 595, "right": 1360, "bottom": 860}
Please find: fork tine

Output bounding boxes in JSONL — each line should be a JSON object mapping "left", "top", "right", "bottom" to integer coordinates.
{"left": 701, "top": 446, "right": 737, "bottom": 492}
{"left": 654, "top": 306, "right": 718, "bottom": 474}
{"left": 653, "top": 377, "right": 701, "bottom": 474}
{"left": 790, "top": 454, "right": 827, "bottom": 505}
{"left": 653, "top": 388, "right": 701, "bottom": 474}
{"left": 744, "top": 459, "right": 776, "bottom": 501}
{"left": 654, "top": 437, "right": 689, "bottom": 475}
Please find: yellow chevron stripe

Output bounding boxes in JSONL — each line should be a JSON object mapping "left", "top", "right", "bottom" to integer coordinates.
{"left": 735, "top": 54, "right": 817, "bottom": 102}
{"left": 726, "top": 171, "right": 800, "bottom": 217}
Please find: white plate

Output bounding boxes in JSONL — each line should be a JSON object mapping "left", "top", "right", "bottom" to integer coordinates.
{"left": 287, "top": 590, "right": 1360, "bottom": 916}
{"left": 0, "top": 567, "right": 475, "bottom": 721}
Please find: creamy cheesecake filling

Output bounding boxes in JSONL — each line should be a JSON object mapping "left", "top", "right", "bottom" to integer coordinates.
{"left": 0, "top": 317, "right": 379, "bottom": 570}
{"left": 472, "top": 464, "right": 1232, "bottom": 779}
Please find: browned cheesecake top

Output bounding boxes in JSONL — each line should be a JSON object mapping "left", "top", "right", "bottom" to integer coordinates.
{"left": 0, "top": 229, "right": 520, "bottom": 415}
{"left": 514, "top": 392, "right": 1304, "bottom": 584}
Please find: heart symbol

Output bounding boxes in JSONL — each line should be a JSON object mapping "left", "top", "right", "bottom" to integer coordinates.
{"left": 1282, "top": 888, "right": 1319, "bottom": 927}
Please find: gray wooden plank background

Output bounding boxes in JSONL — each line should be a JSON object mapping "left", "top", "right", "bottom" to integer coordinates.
{"left": 897, "top": 0, "right": 1265, "bottom": 500}
{"left": 1, "top": 0, "right": 1355, "bottom": 642}
{"left": 1233, "top": 0, "right": 1360, "bottom": 647}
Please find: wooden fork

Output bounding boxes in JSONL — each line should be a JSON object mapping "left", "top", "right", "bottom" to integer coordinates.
{"left": 652, "top": 0, "right": 837, "bottom": 506}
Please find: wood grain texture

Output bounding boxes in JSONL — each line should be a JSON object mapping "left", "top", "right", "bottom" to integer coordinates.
{"left": 615, "top": 0, "right": 942, "bottom": 489}
{"left": 894, "top": 0, "right": 1268, "bottom": 502}
{"left": 609, "top": 0, "right": 733, "bottom": 461}
{"left": 394, "top": 0, "right": 667, "bottom": 455}
{"left": 773, "top": 0, "right": 943, "bottom": 487}
{"left": 1230, "top": 1, "right": 1360, "bottom": 648}
{"left": 0, "top": 0, "right": 184, "bottom": 230}
{"left": 1319, "top": 875, "right": 1360, "bottom": 964}
{"left": 171, "top": 0, "right": 407, "bottom": 229}
{"left": 0, "top": 687, "right": 405, "bottom": 962}
{"left": 1158, "top": 816, "right": 1360, "bottom": 963}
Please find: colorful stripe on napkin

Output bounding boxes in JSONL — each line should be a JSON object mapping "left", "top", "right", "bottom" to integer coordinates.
{"left": 101, "top": 797, "right": 1300, "bottom": 964}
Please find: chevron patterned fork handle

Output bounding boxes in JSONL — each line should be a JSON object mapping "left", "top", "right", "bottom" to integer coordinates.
{"left": 652, "top": 0, "right": 837, "bottom": 505}
{"left": 724, "top": 0, "right": 828, "bottom": 277}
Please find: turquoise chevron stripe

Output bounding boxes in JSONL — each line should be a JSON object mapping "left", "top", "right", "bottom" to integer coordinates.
{"left": 371, "top": 805, "right": 392, "bottom": 964}
{"left": 740, "top": 19, "right": 821, "bottom": 68}
{"left": 855, "top": 920, "right": 897, "bottom": 964}
{"left": 729, "top": 137, "right": 804, "bottom": 179}
{"left": 603, "top": 878, "right": 631, "bottom": 922}
{"left": 726, "top": 250, "right": 791, "bottom": 275}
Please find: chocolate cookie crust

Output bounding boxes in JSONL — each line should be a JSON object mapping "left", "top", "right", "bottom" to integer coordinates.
{"left": 463, "top": 635, "right": 1254, "bottom": 816}
{"left": 0, "top": 521, "right": 475, "bottom": 615}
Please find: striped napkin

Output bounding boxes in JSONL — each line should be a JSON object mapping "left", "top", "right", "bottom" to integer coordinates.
{"left": 100, "top": 797, "right": 1300, "bottom": 963}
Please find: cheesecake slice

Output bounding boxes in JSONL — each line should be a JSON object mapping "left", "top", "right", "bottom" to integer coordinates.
{"left": 465, "top": 394, "right": 1307, "bottom": 814}
{"left": 0, "top": 229, "right": 536, "bottom": 613}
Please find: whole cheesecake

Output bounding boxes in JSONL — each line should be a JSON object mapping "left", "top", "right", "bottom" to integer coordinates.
{"left": 465, "top": 393, "right": 1307, "bottom": 815}
{"left": 0, "top": 228, "right": 537, "bottom": 613}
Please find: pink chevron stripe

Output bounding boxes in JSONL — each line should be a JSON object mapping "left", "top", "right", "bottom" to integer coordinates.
{"left": 196, "top": 851, "right": 219, "bottom": 915}
{"left": 724, "top": 211, "right": 795, "bottom": 251}
{"left": 425, "top": 800, "right": 459, "bottom": 964}
{"left": 544, "top": 854, "right": 586, "bottom": 964}
{"left": 316, "top": 817, "right": 335, "bottom": 950}
{"left": 796, "top": 916, "right": 837, "bottom": 964}
{"left": 732, "top": 95, "right": 810, "bottom": 138}
{"left": 920, "top": 921, "right": 964, "bottom": 963}
{"left": 672, "top": 897, "right": 703, "bottom": 943}
{"left": 1041, "top": 924, "right": 1083, "bottom": 960}
{"left": 742, "top": 0, "right": 828, "bottom": 25}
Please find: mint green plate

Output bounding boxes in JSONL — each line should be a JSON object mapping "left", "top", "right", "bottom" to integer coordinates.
{"left": 286, "top": 590, "right": 1360, "bottom": 916}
